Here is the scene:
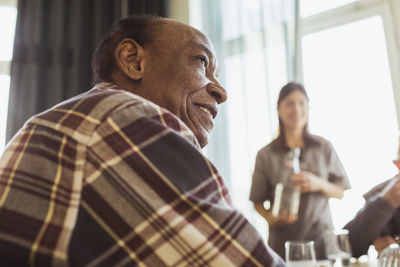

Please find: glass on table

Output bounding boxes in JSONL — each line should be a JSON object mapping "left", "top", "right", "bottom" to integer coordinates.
{"left": 379, "top": 243, "right": 400, "bottom": 267}
{"left": 285, "top": 240, "right": 317, "bottom": 267}
{"left": 327, "top": 230, "right": 352, "bottom": 266}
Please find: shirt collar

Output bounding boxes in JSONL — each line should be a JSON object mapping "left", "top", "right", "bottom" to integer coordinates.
{"left": 92, "top": 82, "right": 201, "bottom": 150}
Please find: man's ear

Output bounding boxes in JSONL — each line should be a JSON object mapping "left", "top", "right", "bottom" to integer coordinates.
{"left": 114, "top": 38, "right": 145, "bottom": 81}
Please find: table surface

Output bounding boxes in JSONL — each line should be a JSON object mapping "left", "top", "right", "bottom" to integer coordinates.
{"left": 317, "top": 259, "right": 378, "bottom": 267}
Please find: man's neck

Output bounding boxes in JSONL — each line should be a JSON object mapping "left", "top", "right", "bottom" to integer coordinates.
{"left": 109, "top": 71, "right": 136, "bottom": 94}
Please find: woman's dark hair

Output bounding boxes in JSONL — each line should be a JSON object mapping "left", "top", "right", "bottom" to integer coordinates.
{"left": 275, "top": 82, "right": 320, "bottom": 150}
{"left": 91, "top": 15, "right": 164, "bottom": 85}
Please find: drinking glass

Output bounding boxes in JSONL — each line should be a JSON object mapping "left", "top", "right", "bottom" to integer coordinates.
{"left": 285, "top": 240, "right": 317, "bottom": 267}
{"left": 379, "top": 243, "right": 400, "bottom": 267}
{"left": 328, "top": 230, "right": 352, "bottom": 266}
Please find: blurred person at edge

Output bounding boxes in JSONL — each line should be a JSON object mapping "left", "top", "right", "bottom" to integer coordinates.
{"left": 0, "top": 15, "right": 284, "bottom": 267}
{"left": 250, "top": 82, "right": 351, "bottom": 259}
{"left": 345, "top": 137, "right": 400, "bottom": 257}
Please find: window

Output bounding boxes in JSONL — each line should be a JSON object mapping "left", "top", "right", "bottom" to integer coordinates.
{"left": 300, "top": 0, "right": 359, "bottom": 17}
{"left": 0, "top": 75, "right": 11, "bottom": 150}
{"left": 192, "top": 0, "right": 296, "bottom": 239}
{"left": 191, "top": 0, "right": 400, "bottom": 242}
{"left": 300, "top": 0, "right": 400, "bottom": 228}
{"left": 0, "top": 0, "right": 18, "bottom": 152}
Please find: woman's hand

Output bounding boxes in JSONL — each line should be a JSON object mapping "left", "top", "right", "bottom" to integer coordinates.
{"left": 265, "top": 210, "right": 298, "bottom": 228}
{"left": 254, "top": 203, "right": 298, "bottom": 228}
{"left": 269, "top": 210, "right": 298, "bottom": 227}
{"left": 291, "top": 171, "right": 322, "bottom": 193}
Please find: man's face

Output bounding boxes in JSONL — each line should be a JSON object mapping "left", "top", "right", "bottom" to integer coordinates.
{"left": 140, "top": 21, "right": 227, "bottom": 147}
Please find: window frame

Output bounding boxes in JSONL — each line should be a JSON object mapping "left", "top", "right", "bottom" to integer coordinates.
{"left": 298, "top": 0, "right": 400, "bottom": 129}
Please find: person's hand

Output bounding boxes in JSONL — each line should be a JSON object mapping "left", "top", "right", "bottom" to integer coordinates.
{"left": 373, "top": 236, "right": 396, "bottom": 254}
{"left": 268, "top": 210, "right": 298, "bottom": 228}
{"left": 291, "top": 171, "right": 322, "bottom": 193}
{"left": 382, "top": 177, "right": 400, "bottom": 208}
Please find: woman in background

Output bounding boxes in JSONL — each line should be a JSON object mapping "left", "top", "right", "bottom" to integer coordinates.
{"left": 249, "top": 82, "right": 350, "bottom": 259}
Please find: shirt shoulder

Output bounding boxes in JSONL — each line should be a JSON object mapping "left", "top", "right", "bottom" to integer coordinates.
{"left": 258, "top": 139, "right": 279, "bottom": 156}
{"left": 256, "top": 139, "right": 290, "bottom": 169}
{"left": 26, "top": 83, "right": 198, "bottom": 147}
{"left": 304, "top": 135, "right": 332, "bottom": 155}
{"left": 26, "top": 85, "right": 133, "bottom": 142}
{"left": 308, "top": 134, "right": 330, "bottom": 147}
{"left": 363, "top": 176, "right": 399, "bottom": 200}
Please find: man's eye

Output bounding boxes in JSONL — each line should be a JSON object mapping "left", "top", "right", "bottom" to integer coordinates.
{"left": 198, "top": 57, "right": 207, "bottom": 68}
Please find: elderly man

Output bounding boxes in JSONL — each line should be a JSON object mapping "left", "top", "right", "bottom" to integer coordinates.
{"left": 345, "top": 140, "right": 400, "bottom": 257}
{"left": 0, "top": 16, "right": 284, "bottom": 266}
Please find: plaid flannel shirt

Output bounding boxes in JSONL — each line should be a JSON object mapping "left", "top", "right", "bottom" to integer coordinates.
{"left": 0, "top": 83, "right": 284, "bottom": 266}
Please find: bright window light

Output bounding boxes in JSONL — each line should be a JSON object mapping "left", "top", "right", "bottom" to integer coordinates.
{"left": 224, "top": 42, "right": 288, "bottom": 239}
{"left": 0, "top": 3, "right": 17, "bottom": 152}
{"left": 300, "top": 0, "right": 359, "bottom": 17}
{"left": 0, "top": 75, "right": 10, "bottom": 153}
{"left": 302, "top": 16, "right": 399, "bottom": 228}
{"left": 0, "top": 6, "right": 17, "bottom": 61}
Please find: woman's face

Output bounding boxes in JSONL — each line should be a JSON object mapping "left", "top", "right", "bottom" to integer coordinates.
{"left": 278, "top": 90, "right": 309, "bottom": 131}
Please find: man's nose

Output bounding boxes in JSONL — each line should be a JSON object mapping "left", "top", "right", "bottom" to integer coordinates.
{"left": 207, "top": 82, "right": 227, "bottom": 104}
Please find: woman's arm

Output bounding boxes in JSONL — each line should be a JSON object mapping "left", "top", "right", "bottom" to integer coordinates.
{"left": 292, "top": 171, "right": 346, "bottom": 199}
{"left": 319, "top": 177, "right": 346, "bottom": 199}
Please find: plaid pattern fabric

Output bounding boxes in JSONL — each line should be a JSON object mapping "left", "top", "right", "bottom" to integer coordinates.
{"left": 0, "top": 83, "right": 284, "bottom": 267}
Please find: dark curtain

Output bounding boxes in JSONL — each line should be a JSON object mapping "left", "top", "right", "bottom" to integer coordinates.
{"left": 6, "top": 0, "right": 170, "bottom": 141}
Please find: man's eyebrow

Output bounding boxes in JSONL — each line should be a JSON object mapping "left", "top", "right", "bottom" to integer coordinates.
{"left": 190, "top": 42, "right": 213, "bottom": 58}
{"left": 190, "top": 41, "right": 220, "bottom": 76}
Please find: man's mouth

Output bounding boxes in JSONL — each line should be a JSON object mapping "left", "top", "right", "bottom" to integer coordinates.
{"left": 199, "top": 106, "right": 213, "bottom": 117}
{"left": 196, "top": 104, "right": 217, "bottom": 119}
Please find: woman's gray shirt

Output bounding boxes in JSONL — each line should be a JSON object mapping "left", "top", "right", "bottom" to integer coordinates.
{"left": 250, "top": 136, "right": 350, "bottom": 259}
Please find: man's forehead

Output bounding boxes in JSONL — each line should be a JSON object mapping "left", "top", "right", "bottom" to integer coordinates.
{"left": 157, "top": 20, "right": 214, "bottom": 52}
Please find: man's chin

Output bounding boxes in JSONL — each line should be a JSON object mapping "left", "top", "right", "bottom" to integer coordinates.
{"left": 193, "top": 128, "right": 209, "bottom": 148}
{"left": 183, "top": 116, "right": 211, "bottom": 148}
